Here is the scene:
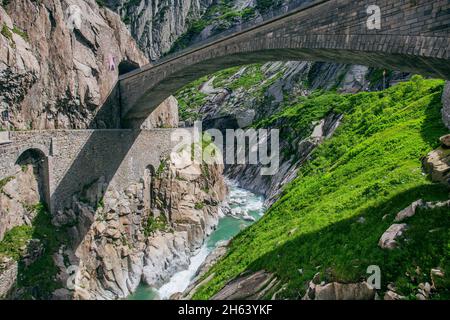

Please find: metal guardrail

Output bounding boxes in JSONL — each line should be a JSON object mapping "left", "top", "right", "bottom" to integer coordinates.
{"left": 120, "top": 0, "right": 329, "bottom": 80}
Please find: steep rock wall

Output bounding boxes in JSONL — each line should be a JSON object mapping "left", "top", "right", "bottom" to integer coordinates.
{"left": 105, "top": 0, "right": 214, "bottom": 60}
{"left": 0, "top": 0, "right": 148, "bottom": 130}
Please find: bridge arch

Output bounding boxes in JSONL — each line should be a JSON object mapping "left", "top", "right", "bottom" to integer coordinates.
{"left": 119, "top": 0, "right": 450, "bottom": 127}
{"left": 15, "top": 147, "right": 51, "bottom": 208}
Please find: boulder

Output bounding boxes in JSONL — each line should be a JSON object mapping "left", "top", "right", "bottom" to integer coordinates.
{"left": 423, "top": 147, "right": 450, "bottom": 186}
{"left": 314, "top": 282, "right": 376, "bottom": 300}
{"left": 0, "top": 257, "right": 18, "bottom": 299}
{"left": 379, "top": 224, "right": 408, "bottom": 249}
{"left": 394, "top": 200, "right": 424, "bottom": 222}
{"left": 211, "top": 270, "right": 276, "bottom": 300}
{"left": 440, "top": 134, "right": 450, "bottom": 147}
{"left": 431, "top": 268, "right": 445, "bottom": 289}
{"left": 384, "top": 290, "right": 405, "bottom": 300}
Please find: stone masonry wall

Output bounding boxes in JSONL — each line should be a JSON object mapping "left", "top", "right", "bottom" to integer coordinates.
{"left": 0, "top": 129, "right": 184, "bottom": 213}
{"left": 443, "top": 82, "right": 450, "bottom": 129}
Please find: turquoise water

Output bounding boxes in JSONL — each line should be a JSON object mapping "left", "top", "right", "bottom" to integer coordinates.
{"left": 127, "top": 181, "right": 265, "bottom": 300}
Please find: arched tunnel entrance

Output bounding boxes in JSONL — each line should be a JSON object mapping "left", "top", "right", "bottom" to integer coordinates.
{"left": 15, "top": 148, "right": 51, "bottom": 209}
{"left": 118, "top": 60, "right": 140, "bottom": 76}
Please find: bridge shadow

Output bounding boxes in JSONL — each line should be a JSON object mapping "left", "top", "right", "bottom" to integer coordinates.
{"left": 221, "top": 184, "right": 450, "bottom": 299}
{"left": 48, "top": 82, "right": 147, "bottom": 249}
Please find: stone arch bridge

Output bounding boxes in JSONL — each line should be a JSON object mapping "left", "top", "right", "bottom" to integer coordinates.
{"left": 119, "top": 0, "right": 450, "bottom": 127}
{"left": 0, "top": 130, "right": 180, "bottom": 213}
{"left": 1, "top": 0, "right": 450, "bottom": 214}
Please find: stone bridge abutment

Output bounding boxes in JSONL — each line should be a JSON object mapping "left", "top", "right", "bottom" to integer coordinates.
{"left": 0, "top": 129, "right": 181, "bottom": 213}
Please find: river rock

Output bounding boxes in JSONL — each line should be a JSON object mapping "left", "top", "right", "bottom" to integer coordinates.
{"left": 69, "top": 155, "right": 226, "bottom": 300}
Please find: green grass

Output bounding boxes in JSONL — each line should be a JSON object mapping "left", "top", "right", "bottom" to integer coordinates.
{"left": 144, "top": 215, "right": 168, "bottom": 237}
{"left": 0, "top": 225, "right": 33, "bottom": 261}
{"left": 167, "top": 0, "right": 259, "bottom": 54}
{"left": 175, "top": 64, "right": 284, "bottom": 122}
{"left": 1, "top": 24, "right": 12, "bottom": 41}
{"left": 0, "top": 203, "right": 68, "bottom": 299}
{"left": 16, "top": 203, "right": 68, "bottom": 299}
{"left": 12, "top": 25, "right": 28, "bottom": 41}
{"left": 192, "top": 76, "right": 450, "bottom": 300}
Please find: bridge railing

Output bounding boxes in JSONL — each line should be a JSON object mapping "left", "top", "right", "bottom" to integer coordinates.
{"left": 120, "top": 0, "right": 329, "bottom": 80}
{"left": 155, "top": 0, "right": 316, "bottom": 66}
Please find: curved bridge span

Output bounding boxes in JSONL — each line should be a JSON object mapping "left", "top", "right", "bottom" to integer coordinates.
{"left": 119, "top": 0, "right": 450, "bottom": 127}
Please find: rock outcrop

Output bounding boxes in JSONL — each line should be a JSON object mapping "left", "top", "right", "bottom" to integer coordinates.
{"left": 378, "top": 223, "right": 408, "bottom": 250}
{"left": 0, "top": 0, "right": 147, "bottom": 130}
{"left": 303, "top": 281, "right": 376, "bottom": 300}
{"left": 0, "top": 257, "right": 17, "bottom": 299}
{"left": 140, "top": 95, "right": 180, "bottom": 129}
{"left": 0, "top": 164, "right": 40, "bottom": 241}
{"left": 104, "top": 0, "right": 214, "bottom": 61}
{"left": 423, "top": 137, "right": 450, "bottom": 187}
{"left": 442, "top": 82, "right": 450, "bottom": 129}
{"left": 211, "top": 270, "right": 278, "bottom": 300}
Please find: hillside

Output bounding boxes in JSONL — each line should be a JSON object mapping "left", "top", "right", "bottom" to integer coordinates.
{"left": 189, "top": 77, "right": 450, "bottom": 300}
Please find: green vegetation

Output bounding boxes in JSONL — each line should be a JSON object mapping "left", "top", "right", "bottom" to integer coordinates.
{"left": 0, "top": 225, "right": 33, "bottom": 261}
{"left": 195, "top": 202, "right": 205, "bottom": 210}
{"left": 0, "top": 203, "right": 66, "bottom": 299}
{"left": 95, "top": 0, "right": 106, "bottom": 7}
{"left": 176, "top": 76, "right": 210, "bottom": 121}
{"left": 176, "top": 64, "right": 284, "bottom": 122}
{"left": 12, "top": 25, "right": 28, "bottom": 41}
{"left": 167, "top": 1, "right": 257, "bottom": 54}
{"left": 192, "top": 76, "right": 450, "bottom": 300}
{"left": 0, "top": 23, "right": 28, "bottom": 46}
{"left": 156, "top": 158, "right": 169, "bottom": 177}
{"left": 0, "top": 176, "right": 13, "bottom": 192}
{"left": 1, "top": 24, "right": 12, "bottom": 41}
{"left": 16, "top": 203, "right": 64, "bottom": 299}
{"left": 144, "top": 215, "right": 168, "bottom": 237}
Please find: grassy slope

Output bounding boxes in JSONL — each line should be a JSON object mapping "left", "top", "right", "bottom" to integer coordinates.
{"left": 193, "top": 76, "right": 450, "bottom": 299}
{"left": 0, "top": 204, "right": 66, "bottom": 299}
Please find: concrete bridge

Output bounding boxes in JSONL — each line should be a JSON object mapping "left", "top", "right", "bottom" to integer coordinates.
{"left": 0, "top": 130, "right": 179, "bottom": 213}
{"left": 119, "top": 0, "right": 450, "bottom": 127}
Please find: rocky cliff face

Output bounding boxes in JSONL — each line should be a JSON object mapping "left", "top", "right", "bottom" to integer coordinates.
{"left": 104, "top": 0, "right": 214, "bottom": 60}
{"left": 0, "top": 0, "right": 147, "bottom": 130}
{"left": 0, "top": 165, "right": 40, "bottom": 241}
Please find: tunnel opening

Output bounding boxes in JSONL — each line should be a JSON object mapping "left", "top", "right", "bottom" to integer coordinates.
{"left": 15, "top": 148, "right": 51, "bottom": 209}
{"left": 119, "top": 60, "right": 140, "bottom": 76}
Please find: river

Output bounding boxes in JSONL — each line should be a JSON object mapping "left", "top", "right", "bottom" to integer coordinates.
{"left": 127, "top": 180, "right": 265, "bottom": 300}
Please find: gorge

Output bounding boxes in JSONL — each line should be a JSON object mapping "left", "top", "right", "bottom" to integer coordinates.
{"left": 0, "top": 0, "right": 450, "bottom": 301}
